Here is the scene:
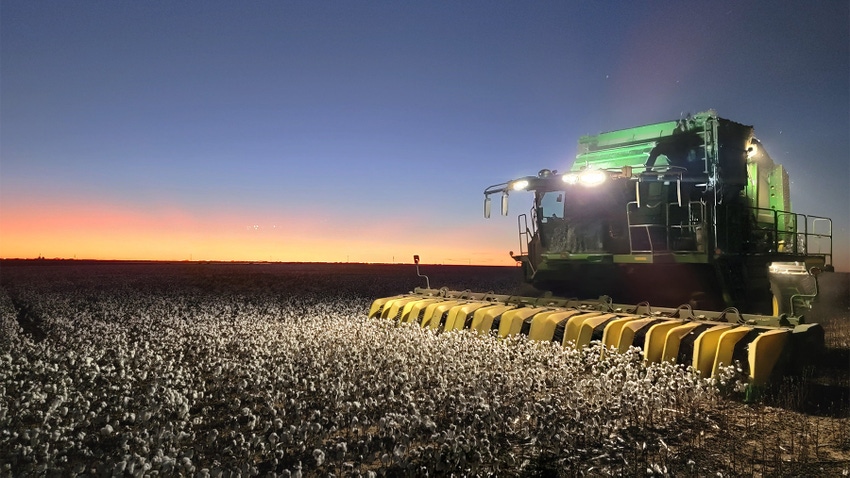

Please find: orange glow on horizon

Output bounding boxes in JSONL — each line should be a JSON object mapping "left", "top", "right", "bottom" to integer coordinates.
{"left": 0, "top": 201, "right": 517, "bottom": 265}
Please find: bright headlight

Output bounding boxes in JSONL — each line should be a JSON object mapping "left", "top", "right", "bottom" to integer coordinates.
{"left": 511, "top": 179, "right": 529, "bottom": 191}
{"left": 562, "top": 173, "right": 579, "bottom": 185}
{"left": 747, "top": 143, "right": 758, "bottom": 159}
{"left": 579, "top": 170, "right": 606, "bottom": 187}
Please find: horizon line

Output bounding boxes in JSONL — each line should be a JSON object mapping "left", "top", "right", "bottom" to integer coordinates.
{"left": 0, "top": 257, "right": 519, "bottom": 267}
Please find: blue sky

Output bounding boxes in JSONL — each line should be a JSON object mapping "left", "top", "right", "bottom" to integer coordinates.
{"left": 1, "top": 1, "right": 848, "bottom": 269}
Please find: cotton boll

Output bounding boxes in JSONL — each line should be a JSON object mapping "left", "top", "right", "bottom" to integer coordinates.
{"left": 312, "top": 448, "right": 325, "bottom": 466}
{"left": 181, "top": 456, "right": 194, "bottom": 472}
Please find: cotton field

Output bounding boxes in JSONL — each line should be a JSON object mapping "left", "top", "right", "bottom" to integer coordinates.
{"left": 3, "top": 262, "right": 844, "bottom": 476}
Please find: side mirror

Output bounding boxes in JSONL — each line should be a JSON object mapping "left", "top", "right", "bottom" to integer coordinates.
{"left": 501, "top": 192, "right": 509, "bottom": 216}
{"left": 484, "top": 196, "right": 491, "bottom": 218}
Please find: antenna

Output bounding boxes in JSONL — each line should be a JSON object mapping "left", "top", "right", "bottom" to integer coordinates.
{"left": 413, "top": 255, "right": 430, "bottom": 289}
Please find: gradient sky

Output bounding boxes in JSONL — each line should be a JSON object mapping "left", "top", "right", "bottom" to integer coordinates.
{"left": 1, "top": 1, "right": 848, "bottom": 270}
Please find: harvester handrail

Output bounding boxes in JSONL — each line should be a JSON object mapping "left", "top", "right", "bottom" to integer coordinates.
{"left": 743, "top": 206, "right": 832, "bottom": 265}
{"left": 668, "top": 200, "right": 707, "bottom": 253}
{"left": 626, "top": 201, "right": 668, "bottom": 253}
{"left": 483, "top": 181, "right": 512, "bottom": 196}
{"left": 517, "top": 212, "right": 536, "bottom": 275}
{"left": 806, "top": 215, "right": 833, "bottom": 267}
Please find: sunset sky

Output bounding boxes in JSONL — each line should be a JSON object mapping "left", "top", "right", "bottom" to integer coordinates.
{"left": 1, "top": 1, "right": 848, "bottom": 270}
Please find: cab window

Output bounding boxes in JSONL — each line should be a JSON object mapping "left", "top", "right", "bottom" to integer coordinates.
{"left": 540, "top": 191, "right": 564, "bottom": 220}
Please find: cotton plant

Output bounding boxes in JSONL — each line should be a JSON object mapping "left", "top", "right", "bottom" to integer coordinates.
{"left": 1, "top": 267, "right": 726, "bottom": 476}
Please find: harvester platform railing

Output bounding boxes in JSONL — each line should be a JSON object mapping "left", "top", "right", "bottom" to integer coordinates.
{"left": 736, "top": 207, "right": 832, "bottom": 264}
{"left": 806, "top": 216, "right": 833, "bottom": 266}
{"left": 622, "top": 200, "right": 833, "bottom": 264}
{"left": 626, "top": 200, "right": 669, "bottom": 253}
{"left": 668, "top": 201, "right": 707, "bottom": 253}
{"left": 517, "top": 212, "right": 534, "bottom": 256}
{"left": 517, "top": 210, "right": 537, "bottom": 274}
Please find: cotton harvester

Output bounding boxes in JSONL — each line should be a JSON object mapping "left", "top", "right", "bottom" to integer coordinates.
{"left": 369, "top": 111, "right": 833, "bottom": 386}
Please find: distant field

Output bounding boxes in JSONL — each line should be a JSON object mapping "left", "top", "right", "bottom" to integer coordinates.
{"left": 1, "top": 261, "right": 848, "bottom": 476}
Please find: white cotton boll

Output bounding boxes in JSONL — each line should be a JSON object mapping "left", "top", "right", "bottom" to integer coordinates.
{"left": 312, "top": 448, "right": 325, "bottom": 466}
{"left": 100, "top": 424, "right": 113, "bottom": 436}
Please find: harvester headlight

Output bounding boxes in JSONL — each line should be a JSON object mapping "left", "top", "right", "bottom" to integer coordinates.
{"left": 511, "top": 179, "right": 529, "bottom": 191}
{"left": 562, "top": 173, "right": 579, "bottom": 185}
{"left": 747, "top": 143, "right": 758, "bottom": 159}
{"left": 579, "top": 169, "right": 607, "bottom": 187}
